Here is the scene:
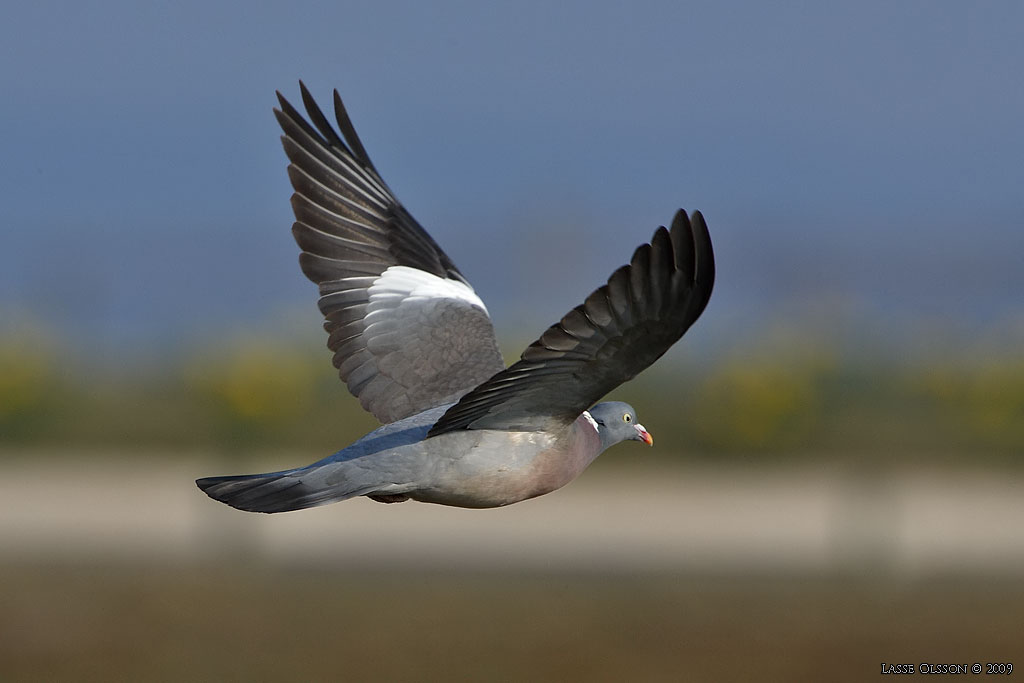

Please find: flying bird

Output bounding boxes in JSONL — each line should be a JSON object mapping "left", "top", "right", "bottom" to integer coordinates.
{"left": 196, "top": 83, "right": 715, "bottom": 513}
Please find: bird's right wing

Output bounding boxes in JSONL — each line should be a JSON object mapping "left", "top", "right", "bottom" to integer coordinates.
{"left": 429, "top": 210, "right": 714, "bottom": 436}
{"left": 275, "top": 84, "right": 505, "bottom": 423}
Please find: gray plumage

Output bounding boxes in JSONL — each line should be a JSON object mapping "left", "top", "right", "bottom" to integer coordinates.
{"left": 196, "top": 84, "right": 714, "bottom": 513}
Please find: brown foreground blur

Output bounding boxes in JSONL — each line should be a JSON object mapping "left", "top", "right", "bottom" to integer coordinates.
{"left": 3, "top": 564, "right": 1021, "bottom": 683}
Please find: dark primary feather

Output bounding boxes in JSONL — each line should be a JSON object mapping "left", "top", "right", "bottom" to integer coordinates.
{"left": 429, "top": 209, "right": 714, "bottom": 436}
{"left": 275, "top": 83, "right": 461, "bottom": 280}
{"left": 275, "top": 83, "right": 504, "bottom": 424}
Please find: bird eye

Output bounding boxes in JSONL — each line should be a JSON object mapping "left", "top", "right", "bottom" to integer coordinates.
{"left": 623, "top": 414, "right": 632, "bottom": 423}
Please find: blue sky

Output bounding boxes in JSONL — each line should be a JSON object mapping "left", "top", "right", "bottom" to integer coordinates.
{"left": 2, "top": 1, "right": 1022, "bottom": 355}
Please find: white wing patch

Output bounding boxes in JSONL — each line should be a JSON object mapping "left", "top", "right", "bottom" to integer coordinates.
{"left": 581, "top": 410, "right": 600, "bottom": 433}
{"left": 368, "top": 266, "right": 488, "bottom": 313}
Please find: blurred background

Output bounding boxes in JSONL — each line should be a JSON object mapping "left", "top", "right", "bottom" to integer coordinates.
{"left": 2, "top": 1, "right": 1022, "bottom": 680}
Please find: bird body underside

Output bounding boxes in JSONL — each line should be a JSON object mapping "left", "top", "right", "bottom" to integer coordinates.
{"left": 196, "top": 410, "right": 604, "bottom": 512}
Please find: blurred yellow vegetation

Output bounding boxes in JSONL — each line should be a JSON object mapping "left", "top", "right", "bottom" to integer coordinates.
{"left": 695, "top": 362, "right": 814, "bottom": 449}
{"left": 185, "top": 343, "right": 320, "bottom": 425}
{"left": 690, "top": 347, "right": 834, "bottom": 451}
{"left": 0, "top": 325, "right": 1020, "bottom": 462}
{"left": 0, "top": 335, "right": 56, "bottom": 419}
{"left": 918, "top": 357, "right": 1024, "bottom": 450}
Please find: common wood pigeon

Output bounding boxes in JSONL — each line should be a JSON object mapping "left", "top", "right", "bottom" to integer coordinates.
{"left": 196, "top": 83, "right": 715, "bottom": 512}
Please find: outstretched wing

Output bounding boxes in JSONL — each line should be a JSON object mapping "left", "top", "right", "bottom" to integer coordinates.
{"left": 275, "top": 83, "right": 505, "bottom": 424}
{"left": 429, "top": 210, "right": 714, "bottom": 436}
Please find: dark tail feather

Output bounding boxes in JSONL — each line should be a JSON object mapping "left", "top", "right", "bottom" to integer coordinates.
{"left": 196, "top": 466, "right": 373, "bottom": 514}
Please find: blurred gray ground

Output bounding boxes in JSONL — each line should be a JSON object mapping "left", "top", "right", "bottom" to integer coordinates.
{"left": 3, "top": 453, "right": 1022, "bottom": 577}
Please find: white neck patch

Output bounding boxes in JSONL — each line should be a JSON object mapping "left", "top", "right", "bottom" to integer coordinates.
{"left": 581, "top": 410, "right": 600, "bottom": 433}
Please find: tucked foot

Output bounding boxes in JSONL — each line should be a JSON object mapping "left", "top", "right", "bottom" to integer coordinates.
{"left": 368, "top": 493, "right": 411, "bottom": 504}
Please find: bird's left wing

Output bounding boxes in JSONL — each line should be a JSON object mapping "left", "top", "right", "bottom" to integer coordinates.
{"left": 429, "top": 209, "right": 714, "bottom": 436}
{"left": 275, "top": 84, "right": 505, "bottom": 423}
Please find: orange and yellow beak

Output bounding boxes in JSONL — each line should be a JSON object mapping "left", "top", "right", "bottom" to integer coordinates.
{"left": 634, "top": 423, "right": 654, "bottom": 446}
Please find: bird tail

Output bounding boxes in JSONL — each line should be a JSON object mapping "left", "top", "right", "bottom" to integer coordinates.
{"left": 196, "top": 464, "right": 377, "bottom": 514}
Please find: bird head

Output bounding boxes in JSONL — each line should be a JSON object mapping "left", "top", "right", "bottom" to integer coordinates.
{"left": 586, "top": 401, "right": 653, "bottom": 450}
